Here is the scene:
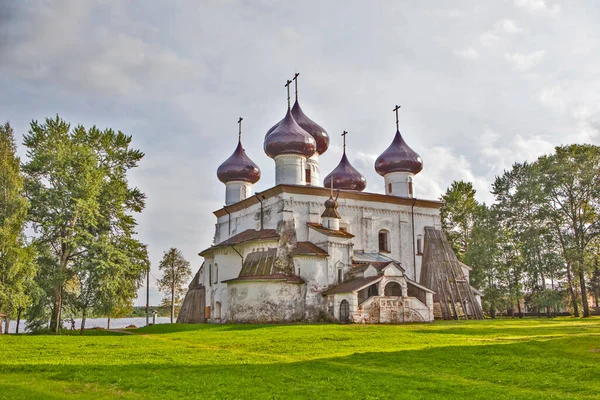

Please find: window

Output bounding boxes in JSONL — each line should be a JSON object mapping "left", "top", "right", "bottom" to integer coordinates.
{"left": 367, "top": 284, "right": 379, "bottom": 297}
{"left": 339, "top": 300, "right": 350, "bottom": 323}
{"left": 214, "top": 264, "right": 218, "bottom": 284}
{"left": 384, "top": 281, "right": 402, "bottom": 296}
{"left": 417, "top": 235, "right": 423, "bottom": 255}
{"left": 209, "top": 264, "right": 212, "bottom": 286}
{"left": 408, "top": 181, "right": 413, "bottom": 196}
{"left": 215, "top": 301, "right": 222, "bottom": 319}
{"left": 378, "top": 230, "right": 390, "bottom": 252}
{"left": 338, "top": 268, "right": 343, "bottom": 283}
{"left": 305, "top": 168, "right": 311, "bottom": 185}
{"left": 388, "top": 183, "right": 392, "bottom": 193}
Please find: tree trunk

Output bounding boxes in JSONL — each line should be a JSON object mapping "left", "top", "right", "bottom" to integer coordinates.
{"left": 565, "top": 264, "right": 579, "bottom": 317}
{"left": 51, "top": 283, "right": 65, "bottom": 333}
{"left": 171, "top": 279, "right": 175, "bottom": 324}
{"left": 516, "top": 298, "right": 523, "bottom": 318}
{"left": 579, "top": 270, "right": 590, "bottom": 317}
{"left": 4, "top": 315, "right": 9, "bottom": 335}
{"left": 16, "top": 308, "right": 22, "bottom": 334}
{"left": 80, "top": 308, "right": 87, "bottom": 335}
{"left": 490, "top": 304, "right": 496, "bottom": 319}
{"left": 107, "top": 316, "right": 111, "bottom": 330}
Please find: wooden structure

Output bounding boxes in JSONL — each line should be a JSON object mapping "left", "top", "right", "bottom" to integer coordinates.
{"left": 177, "top": 268, "right": 206, "bottom": 323}
{"left": 420, "top": 227, "right": 484, "bottom": 320}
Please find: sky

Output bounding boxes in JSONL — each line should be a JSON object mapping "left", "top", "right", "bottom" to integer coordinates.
{"left": 1, "top": 0, "right": 599, "bottom": 306}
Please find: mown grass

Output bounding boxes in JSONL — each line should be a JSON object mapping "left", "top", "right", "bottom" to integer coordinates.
{"left": 1, "top": 318, "right": 599, "bottom": 399}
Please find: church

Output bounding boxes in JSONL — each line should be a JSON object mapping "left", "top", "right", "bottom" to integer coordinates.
{"left": 178, "top": 75, "right": 483, "bottom": 324}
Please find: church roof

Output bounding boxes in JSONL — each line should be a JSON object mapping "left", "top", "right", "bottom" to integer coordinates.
{"left": 352, "top": 251, "right": 396, "bottom": 264}
{"left": 307, "top": 222, "right": 354, "bottom": 238}
{"left": 321, "top": 276, "right": 382, "bottom": 295}
{"left": 323, "top": 153, "right": 367, "bottom": 192}
{"left": 199, "top": 229, "right": 279, "bottom": 256}
{"left": 223, "top": 248, "right": 304, "bottom": 284}
{"left": 292, "top": 100, "right": 329, "bottom": 155}
{"left": 290, "top": 242, "right": 328, "bottom": 257}
{"left": 213, "top": 185, "right": 444, "bottom": 218}
{"left": 375, "top": 129, "right": 423, "bottom": 176}
{"left": 264, "top": 108, "right": 316, "bottom": 158}
{"left": 216, "top": 140, "right": 261, "bottom": 184}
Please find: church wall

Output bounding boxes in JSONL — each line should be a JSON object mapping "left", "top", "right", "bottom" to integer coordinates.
{"left": 292, "top": 256, "right": 328, "bottom": 320}
{"left": 227, "top": 280, "right": 306, "bottom": 323}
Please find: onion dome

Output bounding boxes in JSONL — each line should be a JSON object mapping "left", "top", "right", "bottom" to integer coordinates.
{"left": 375, "top": 130, "right": 423, "bottom": 176}
{"left": 321, "top": 195, "right": 341, "bottom": 219}
{"left": 217, "top": 141, "right": 261, "bottom": 184}
{"left": 291, "top": 100, "right": 329, "bottom": 154}
{"left": 264, "top": 108, "right": 316, "bottom": 158}
{"left": 324, "top": 153, "right": 367, "bottom": 191}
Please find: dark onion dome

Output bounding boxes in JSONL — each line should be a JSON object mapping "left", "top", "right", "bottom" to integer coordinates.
{"left": 321, "top": 195, "right": 341, "bottom": 219}
{"left": 291, "top": 100, "right": 329, "bottom": 155}
{"left": 217, "top": 141, "right": 261, "bottom": 184}
{"left": 264, "top": 108, "right": 316, "bottom": 158}
{"left": 375, "top": 129, "right": 423, "bottom": 176}
{"left": 323, "top": 153, "right": 367, "bottom": 191}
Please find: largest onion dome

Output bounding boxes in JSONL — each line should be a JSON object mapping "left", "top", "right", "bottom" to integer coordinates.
{"left": 264, "top": 108, "right": 316, "bottom": 158}
{"left": 291, "top": 100, "right": 329, "bottom": 155}
{"left": 217, "top": 140, "right": 261, "bottom": 184}
{"left": 324, "top": 152, "right": 367, "bottom": 192}
{"left": 375, "top": 130, "right": 423, "bottom": 176}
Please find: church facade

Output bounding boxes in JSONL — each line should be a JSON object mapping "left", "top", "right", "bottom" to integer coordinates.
{"left": 178, "top": 76, "right": 482, "bottom": 324}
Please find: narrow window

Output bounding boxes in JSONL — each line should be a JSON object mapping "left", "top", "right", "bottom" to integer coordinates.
{"left": 214, "top": 264, "right": 218, "bottom": 284}
{"left": 338, "top": 268, "right": 343, "bottom": 283}
{"left": 417, "top": 235, "right": 423, "bottom": 255}
{"left": 305, "top": 168, "right": 311, "bottom": 185}
{"left": 378, "top": 230, "right": 390, "bottom": 252}
{"left": 209, "top": 264, "right": 212, "bottom": 286}
{"left": 408, "top": 181, "right": 413, "bottom": 196}
{"left": 297, "top": 267, "right": 301, "bottom": 276}
{"left": 388, "top": 183, "right": 392, "bottom": 193}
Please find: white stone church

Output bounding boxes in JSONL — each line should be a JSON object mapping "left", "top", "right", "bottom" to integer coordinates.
{"left": 178, "top": 77, "right": 483, "bottom": 324}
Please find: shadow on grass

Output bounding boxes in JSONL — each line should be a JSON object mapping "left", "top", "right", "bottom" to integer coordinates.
{"left": 2, "top": 336, "right": 598, "bottom": 400}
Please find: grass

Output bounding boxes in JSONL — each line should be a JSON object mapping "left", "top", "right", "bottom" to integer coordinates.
{"left": 1, "top": 318, "right": 599, "bottom": 399}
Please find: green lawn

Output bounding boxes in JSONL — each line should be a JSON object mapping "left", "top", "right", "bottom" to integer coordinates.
{"left": 1, "top": 318, "right": 599, "bottom": 399}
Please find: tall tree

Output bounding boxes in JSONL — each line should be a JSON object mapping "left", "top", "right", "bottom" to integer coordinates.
{"left": 157, "top": 248, "right": 191, "bottom": 323}
{"left": 0, "top": 123, "right": 36, "bottom": 333}
{"left": 440, "top": 181, "right": 479, "bottom": 261}
{"left": 23, "top": 116, "right": 148, "bottom": 332}
{"left": 537, "top": 144, "right": 600, "bottom": 317}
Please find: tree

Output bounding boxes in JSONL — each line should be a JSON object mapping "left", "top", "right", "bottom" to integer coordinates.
{"left": 537, "top": 144, "right": 600, "bottom": 318}
{"left": 440, "top": 181, "right": 479, "bottom": 261}
{"left": 0, "top": 123, "right": 37, "bottom": 333}
{"left": 157, "top": 248, "right": 191, "bottom": 323}
{"left": 23, "top": 116, "right": 148, "bottom": 332}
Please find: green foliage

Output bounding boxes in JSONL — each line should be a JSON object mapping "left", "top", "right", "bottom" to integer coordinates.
{"left": 157, "top": 247, "right": 191, "bottom": 322}
{"left": 440, "top": 180, "right": 478, "bottom": 260}
{"left": 0, "top": 122, "right": 37, "bottom": 320}
{"left": 1, "top": 319, "right": 599, "bottom": 399}
{"left": 22, "top": 116, "right": 149, "bottom": 331}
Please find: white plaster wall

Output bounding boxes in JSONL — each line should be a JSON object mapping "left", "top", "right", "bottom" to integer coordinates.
{"left": 227, "top": 280, "right": 306, "bottom": 322}
{"left": 332, "top": 293, "right": 357, "bottom": 322}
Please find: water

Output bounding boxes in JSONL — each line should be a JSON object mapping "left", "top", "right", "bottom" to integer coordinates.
{"left": 6, "top": 317, "right": 172, "bottom": 334}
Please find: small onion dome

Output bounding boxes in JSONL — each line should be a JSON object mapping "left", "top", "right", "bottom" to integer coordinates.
{"left": 217, "top": 141, "right": 261, "bottom": 184}
{"left": 291, "top": 100, "right": 329, "bottom": 155}
{"left": 264, "top": 108, "right": 316, "bottom": 158}
{"left": 375, "top": 130, "right": 423, "bottom": 176}
{"left": 321, "top": 195, "right": 341, "bottom": 219}
{"left": 323, "top": 153, "right": 367, "bottom": 191}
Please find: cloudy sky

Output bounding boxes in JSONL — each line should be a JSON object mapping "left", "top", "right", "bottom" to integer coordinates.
{"left": 1, "top": 0, "right": 598, "bottom": 305}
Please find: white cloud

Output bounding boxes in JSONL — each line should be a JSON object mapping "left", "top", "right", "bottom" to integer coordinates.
{"left": 480, "top": 32, "right": 504, "bottom": 48}
{"left": 505, "top": 50, "right": 547, "bottom": 71}
{"left": 515, "top": 0, "right": 560, "bottom": 16}
{"left": 495, "top": 19, "right": 525, "bottom": 34}
{"left": 539, "top": 86, "right": 566, "bottom": 112}
{"left": 454, "top": 47, "right": 480, "bottom": 61}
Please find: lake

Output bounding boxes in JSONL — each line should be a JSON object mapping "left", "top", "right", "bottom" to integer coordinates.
{"left": 6, "top": 317, "right": 172, "bottom": 333}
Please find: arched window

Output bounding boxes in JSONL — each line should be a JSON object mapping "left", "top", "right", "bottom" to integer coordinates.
{"left": 209, "top": 264, "right": 212, "bottom": 286}
{"left": 367, "top": 284, "right": 379, "bottom": 297}
{"left": 339, "top": 300, "right": 350, "bottom": 323}
{"left": 214, "top": 264, "right": 218, "bottom": 284}
{"left": 378, "top": 230, "right": 390, "bottom": 253}
{"left": 417, "top": 234, "right": 423, "bottom": 255}
{"left": 407, "top": 176, "right": 413, "bottom": 196}
{"left": 305, "top": 168, "right": 311, "bottom": 185}
{"left": 384, "top": 281, "right": 402, "bottom": 296}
